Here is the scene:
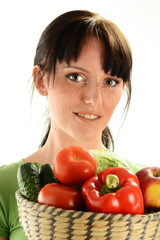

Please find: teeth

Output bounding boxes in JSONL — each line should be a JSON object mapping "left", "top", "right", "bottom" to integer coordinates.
{"left": 77, "top": 113, "right": 98, "bottom": 119}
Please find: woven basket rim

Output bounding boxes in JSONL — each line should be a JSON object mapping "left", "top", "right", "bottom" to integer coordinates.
{"left": 15, "top": 190, "right": 160, "bottom": 240}
{"left": 15, "top": 189, "right": 160, "bottom": 219}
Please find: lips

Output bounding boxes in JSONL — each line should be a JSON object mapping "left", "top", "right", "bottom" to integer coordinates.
{"left": 74, "top": 113, "right": 99, "bottom": 120}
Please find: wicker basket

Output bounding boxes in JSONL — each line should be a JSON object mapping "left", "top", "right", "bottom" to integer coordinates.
{"left": 16, "top": 190, "right": 160, "bottom": 240}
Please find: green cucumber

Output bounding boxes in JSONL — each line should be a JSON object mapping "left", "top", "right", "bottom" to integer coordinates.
{"left": 17, "top": 162, "right": 41, "bottom": 202}
{"left": 39, "top": 163, "right": 59, "bottom": 187}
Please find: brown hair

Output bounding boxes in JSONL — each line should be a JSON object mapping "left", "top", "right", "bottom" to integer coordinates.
{"left": 33, "top": 10, "right": 132, "bottom": 150}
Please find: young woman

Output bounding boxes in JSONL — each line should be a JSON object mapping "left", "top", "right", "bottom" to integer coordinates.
{"left": 0, "top": 10, "right": 132, "bottom": 239}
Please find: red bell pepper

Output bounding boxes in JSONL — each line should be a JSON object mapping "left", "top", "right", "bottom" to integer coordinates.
{"left": 81, "top": 167, "right": 144, "bottom": 214}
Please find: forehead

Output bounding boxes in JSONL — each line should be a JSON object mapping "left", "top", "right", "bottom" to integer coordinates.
{"left": 59, "top": 37, "right": 104, "bottom": 71}
{"left": 79, "top": 37, "right": 104, "bottom": 57}
{"left": 55, "top": 37, "right": 108, "bottom": 78}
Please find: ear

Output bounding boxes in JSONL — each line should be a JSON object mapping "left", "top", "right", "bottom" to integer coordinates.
{"left": 32, "top": 65, "right": 48, "bottom": 96}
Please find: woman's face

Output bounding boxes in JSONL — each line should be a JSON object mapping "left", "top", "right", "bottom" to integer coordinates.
{"left": 45, "top": 37, "right": 124, "bottom": 145}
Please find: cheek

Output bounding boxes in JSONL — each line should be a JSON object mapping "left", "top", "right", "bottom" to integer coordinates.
{"left": 48, "top": 86, "right": 76, "bottom": 119}
{"left": 48, "top": 92, "right": 65, "bottom": 116}
{"left": 104, "top": 89, "right": 123, "bottom": 112}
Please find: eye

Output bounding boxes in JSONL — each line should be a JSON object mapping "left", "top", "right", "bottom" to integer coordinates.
{"left": 105, "top": 78, "right": 119, "bottom": 87}
{"left": 66, "top": 73, "right": 84, "bottom": 82}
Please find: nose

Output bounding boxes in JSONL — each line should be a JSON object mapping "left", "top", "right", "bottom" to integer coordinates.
{"left": 82, "top": 83, "right": 103, "bottom": 106}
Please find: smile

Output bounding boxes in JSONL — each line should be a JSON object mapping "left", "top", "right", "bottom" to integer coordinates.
{"left": 75, "top": 113, "right": 99, "bottom": 120}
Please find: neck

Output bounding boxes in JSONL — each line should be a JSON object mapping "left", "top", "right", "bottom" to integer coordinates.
{"left": 40, "top": 124, "right": 106, "bottom": 164}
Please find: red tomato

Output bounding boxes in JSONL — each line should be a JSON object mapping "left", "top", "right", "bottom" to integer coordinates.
{"left": 37, "top": 183, "right": 84, "bottom": 211}
{"left": 53, "top": 146, "right": 97, "bottom": 186}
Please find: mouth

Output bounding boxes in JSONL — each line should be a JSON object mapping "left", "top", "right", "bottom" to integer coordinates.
{"left": 74, "top": 113, "right": 100, "bottom": 120}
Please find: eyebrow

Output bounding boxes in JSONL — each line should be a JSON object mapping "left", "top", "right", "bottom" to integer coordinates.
{"left": 64, "top": 65, "right": 90, "bottom": 73}
{"left": 63, "top": 64, "right": 121, "bottom": 80}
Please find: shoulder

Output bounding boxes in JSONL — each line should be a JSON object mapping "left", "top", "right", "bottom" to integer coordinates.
{"left": 0, "top": 160, "right": 25, "bottom": 238}
{"left": 0, "top": 160, "right": 24, "bottom": 215}
{"left": 0, "top": 160, "right": 24, "bottom": 189}
{"left": 0, "top": 159, "right": 24, "bottom": 175}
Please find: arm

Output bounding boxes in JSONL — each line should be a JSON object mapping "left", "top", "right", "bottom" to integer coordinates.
{"left": 0, "top": 237, "right": 8, "bottom": 240}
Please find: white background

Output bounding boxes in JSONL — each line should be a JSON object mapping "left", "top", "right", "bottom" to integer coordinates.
{"left": 0, "top": 0, "right": 159, "bottom": 166}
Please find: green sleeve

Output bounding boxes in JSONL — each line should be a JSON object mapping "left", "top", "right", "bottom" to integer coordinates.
{"left": 0, "top": 160, "right": 28, "bottom": 240}
{"left": 0, "top": 200, "right": 8, "bottom": 238}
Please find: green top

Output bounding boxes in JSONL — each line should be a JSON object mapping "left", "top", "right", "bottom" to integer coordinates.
{"left": 0, "top": 159, "right": 27, "bottom": 240}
